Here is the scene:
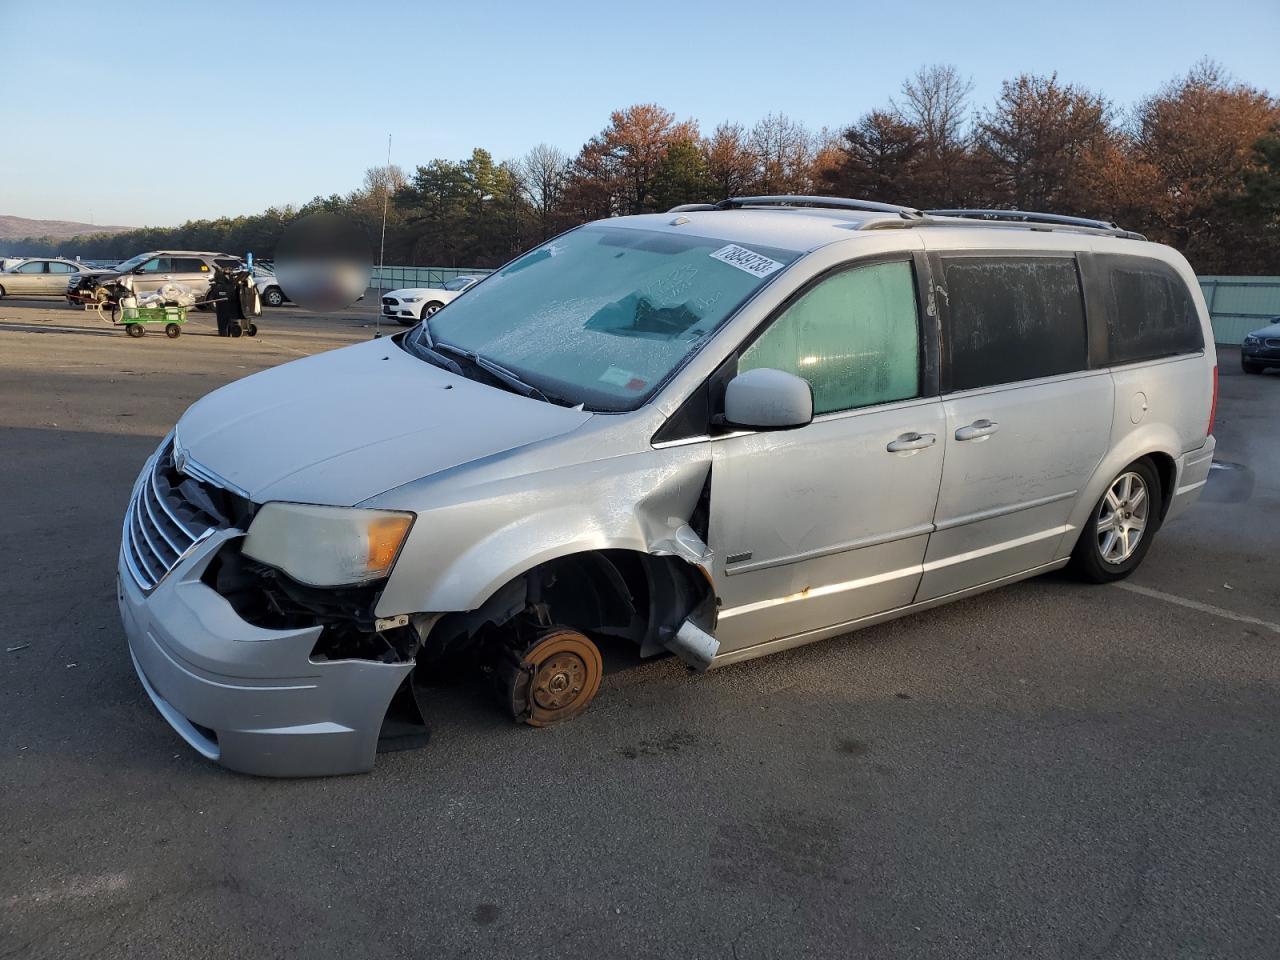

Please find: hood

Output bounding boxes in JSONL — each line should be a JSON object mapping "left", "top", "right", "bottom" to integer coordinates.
{"left": 175, "top": 337, "right": 594, "bottom": 506}
{"left": 1249, "top": 319, "right": 1280, "bottom": 338}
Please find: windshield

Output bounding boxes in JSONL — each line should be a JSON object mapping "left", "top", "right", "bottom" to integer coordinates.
{"left": 443, "top": 276, "right": 474, "bottom": 291}
{"left": 422, "top": 225, "right": 800, "bottom": 411}
{"left": 112, "top": 252, "right": 154, "bottom": 272}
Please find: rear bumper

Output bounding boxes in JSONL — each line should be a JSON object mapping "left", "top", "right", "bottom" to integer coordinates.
{"left": 1165, "top": 435, "right": 1215, "bottom": 524}
{"left": 118, "top": 529, "right": 412, "bottom": 777}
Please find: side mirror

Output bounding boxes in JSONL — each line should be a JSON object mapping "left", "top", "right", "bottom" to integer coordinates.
{"left": 723, "top": 368, "right": 813, "bottom": 430}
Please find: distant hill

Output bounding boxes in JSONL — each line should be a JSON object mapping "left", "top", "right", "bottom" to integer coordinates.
{"left": 0, "top": 214, "right": 134, "bottom": 240}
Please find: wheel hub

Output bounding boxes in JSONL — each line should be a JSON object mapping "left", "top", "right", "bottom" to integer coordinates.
{"left": 499, "top": 628, "right": 603, "bottom": 727}
{"left": 533, "top": 653, "right": 586, "bottom": 711}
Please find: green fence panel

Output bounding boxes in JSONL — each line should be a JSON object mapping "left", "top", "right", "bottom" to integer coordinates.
{"left": 368, "top": 265, "right": 493, "bottom": 292}
{"left": 1198, "top": 276, "right": 1280, "bottom": 345}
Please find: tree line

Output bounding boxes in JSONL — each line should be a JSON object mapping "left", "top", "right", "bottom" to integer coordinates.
{"left": 9, "top": 60, "right": 1278, "bottom": 275}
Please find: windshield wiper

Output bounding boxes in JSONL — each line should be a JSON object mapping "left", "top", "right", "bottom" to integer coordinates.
{"left": 406, "top": 327, "right": 465, "bottom": 376}
{"left": 433, "top": 341, "right": 558, "bottom": 403}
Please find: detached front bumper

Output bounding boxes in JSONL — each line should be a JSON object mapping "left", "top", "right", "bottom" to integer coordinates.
{"left": 118, "top": 529, "right": 412, "bottom": 777}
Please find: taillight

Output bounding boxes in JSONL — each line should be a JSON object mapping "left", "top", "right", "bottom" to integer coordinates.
{"left": 1207, "top": 365, "right": 1219, "bottom": 437}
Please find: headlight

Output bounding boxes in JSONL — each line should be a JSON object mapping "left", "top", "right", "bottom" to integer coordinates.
{"left": 401, "top": 296, "right": 422, "bottom": 303}
{"left": 242, "top": 502, "right": 414, "bottom": 586}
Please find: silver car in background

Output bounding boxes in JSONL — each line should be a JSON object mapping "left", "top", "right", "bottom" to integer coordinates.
{"left": 0, "top": 257, "right": 90, "bottom": 297}
{"left": 117, "top": 196, "right": 1217, "bottom": 776}
{"left": 68, "top": 250, "right": 242, "bottom": 303}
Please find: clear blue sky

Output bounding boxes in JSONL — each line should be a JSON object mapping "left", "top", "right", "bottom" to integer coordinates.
{"left": 2, "top": 0, "right": 1276, "bottom": 226}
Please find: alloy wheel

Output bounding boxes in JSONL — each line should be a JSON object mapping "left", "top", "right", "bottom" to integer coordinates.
{"left": 1097, "top": 471, "right": 1149, "bottom": 564}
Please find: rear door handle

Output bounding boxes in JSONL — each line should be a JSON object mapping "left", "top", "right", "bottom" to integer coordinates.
{"left": 886, "top": 431, "right": 937, "bottom": 454}
{"left": 955, "top": 419, "right": 999, "bottom": 442}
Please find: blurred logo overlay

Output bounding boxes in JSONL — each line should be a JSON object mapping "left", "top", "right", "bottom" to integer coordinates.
{"left": 274, "top": 213, "right": 373, "bottom": 312}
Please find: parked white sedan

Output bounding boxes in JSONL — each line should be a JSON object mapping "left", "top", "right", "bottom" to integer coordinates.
{"left": 381, "top": 275, "right": 478, "bottom": 325}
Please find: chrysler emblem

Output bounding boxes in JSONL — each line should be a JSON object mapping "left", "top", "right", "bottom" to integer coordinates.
{"left": 174, "top": 448, "right": 189, "bottom": 476}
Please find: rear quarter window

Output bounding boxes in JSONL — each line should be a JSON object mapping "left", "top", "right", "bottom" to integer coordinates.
{"left": 941, "top": 256, "right": 1088, "bottom": 391}
{"left": 1097, "top": 255, "right": 1203, "bottom": 364}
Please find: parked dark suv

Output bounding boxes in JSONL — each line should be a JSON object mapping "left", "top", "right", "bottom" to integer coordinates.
{"left": 1241, "top": 317, "right": 1280, "bottom": 374}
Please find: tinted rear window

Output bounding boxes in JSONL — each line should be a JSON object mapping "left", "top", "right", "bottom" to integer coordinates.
{"left": 943, "top": 257, "right": 1088, "bottom": 391}
{"left": 1098, "top": 255, "right": 1202, "bottom": 363}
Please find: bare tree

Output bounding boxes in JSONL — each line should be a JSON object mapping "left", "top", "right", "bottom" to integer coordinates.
{"left": 361, "top": 163, "right": 408, "bottom": 197}
{"left": 518, "top": 143, "right": 569, "bottom": 234}
{"left": 748, "top": 113, "right": 815, "bottom": 194}
{"left": 347, "top": 164, "right": 408, "bottom": 232}
{"left": 893, "top": 64, "right": 974, "bottom": 206}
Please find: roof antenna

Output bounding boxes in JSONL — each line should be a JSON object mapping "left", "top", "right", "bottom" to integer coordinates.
{"left": 374, "top": 133, "right": 391, "bottom": 340}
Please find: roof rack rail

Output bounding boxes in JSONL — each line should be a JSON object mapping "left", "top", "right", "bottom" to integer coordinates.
{"left": 708, "top": 195, "right": 924, "bottom": 219}
{"left": 925, "top": 208, "right": 1145, "bottom": 240}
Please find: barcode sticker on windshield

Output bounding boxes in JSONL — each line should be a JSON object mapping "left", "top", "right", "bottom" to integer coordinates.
{"left": 709, "top": 244, "right": 783, "bottom": 278}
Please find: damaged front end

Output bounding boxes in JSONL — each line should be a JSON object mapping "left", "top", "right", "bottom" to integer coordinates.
{"left": 201, "top": 539, "right": 436, "bottom": 751}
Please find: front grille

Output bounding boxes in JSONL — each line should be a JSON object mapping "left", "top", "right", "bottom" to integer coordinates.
{"left": 122, "top": 440, "right": 228, "bottom": 591}
{"left": 1266, "top": 338, "right": 1280, "bottom": 349}
{"left": 381, "top": 296, "right": 397, "bottom": 306}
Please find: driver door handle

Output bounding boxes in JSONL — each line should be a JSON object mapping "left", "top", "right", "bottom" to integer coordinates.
{"left": 955, "top": 419, "right": 999, "bottom": 442}
{"left": 886, "top": 431, "right": 937, "bottom": 453}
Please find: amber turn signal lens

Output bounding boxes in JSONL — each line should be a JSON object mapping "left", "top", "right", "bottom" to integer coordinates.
{"left": 367, "top": 515, "right": 413, "bottom": 573}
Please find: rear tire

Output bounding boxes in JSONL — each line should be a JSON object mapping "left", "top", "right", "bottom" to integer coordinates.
{"left": 263, "top": 287, "right": 285, "bottom": 307}
{"left": 164, "top": 323, "right": 181, "bottom": 339}
{"left": 126, "top": 323, "right": 145, "bottom": 338}
{"left": 1069, "top": 459, "right": 1162, "bottom": 583}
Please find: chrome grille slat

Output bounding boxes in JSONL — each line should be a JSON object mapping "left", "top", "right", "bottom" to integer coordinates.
{"left": 141, "top": 480, "right": 184, "bottom": 554}
{"left": 128, "top": 502, "right": 164, "bottom": 581}
{"left": 121, "top": 509, "right": 156, "bottom": 589}
{"left": 150, "top": 468, "right": 199, "bottom": 540}
{"left": 122, "top": 439, "right": 227, "bottom": 592}
{"left": 132, "top": 496, "right": 173, "bottom": 569}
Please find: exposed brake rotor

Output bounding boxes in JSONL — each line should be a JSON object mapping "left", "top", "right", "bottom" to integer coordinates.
{"left": 499, "top": 628, "right": 603, "bottom": 727}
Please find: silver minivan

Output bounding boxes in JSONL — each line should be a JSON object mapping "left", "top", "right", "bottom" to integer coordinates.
{"left": 117, "top": 197, "right": 1217, "bottom": 776}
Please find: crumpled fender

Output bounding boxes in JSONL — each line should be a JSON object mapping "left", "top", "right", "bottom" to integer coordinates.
{"left": 370, "top": 443, "right": 713, "bottom": 619}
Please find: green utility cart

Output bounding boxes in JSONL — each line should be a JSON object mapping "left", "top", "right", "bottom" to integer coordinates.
{"left": 111, "top": 302, "right": 188, "bottom": 339}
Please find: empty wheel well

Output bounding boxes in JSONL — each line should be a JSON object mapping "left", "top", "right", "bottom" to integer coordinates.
{"left": 423, "top": 550, "right": 715, "bottom": 663}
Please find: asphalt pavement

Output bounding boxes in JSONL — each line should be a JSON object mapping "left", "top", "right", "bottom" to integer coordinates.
{"left": 1, "top": 297, "right": 1277, "bottom": 960}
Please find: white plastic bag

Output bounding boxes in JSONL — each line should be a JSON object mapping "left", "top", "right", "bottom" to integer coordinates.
{"left": 155, "top": 281, "right": 197, "bottom": 306}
